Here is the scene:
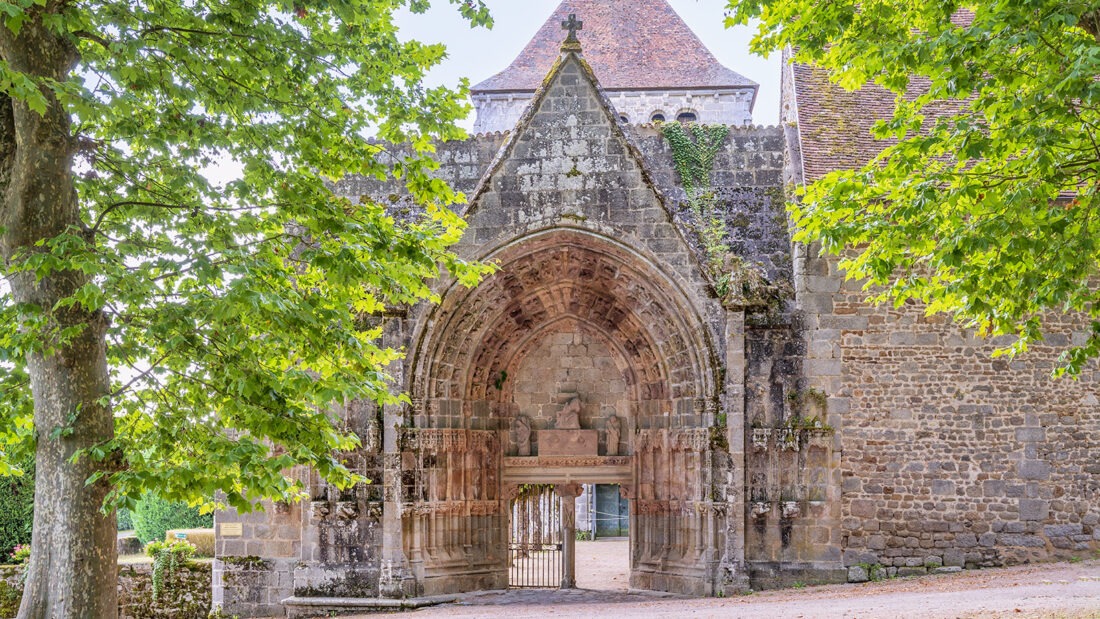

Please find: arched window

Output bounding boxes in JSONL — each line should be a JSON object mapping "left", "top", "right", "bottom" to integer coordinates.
{"left": 676, "top": 111, "right": 698, "bottom": 123}
{"left": 650, "top": 112, "right": 666, "bottom": 123}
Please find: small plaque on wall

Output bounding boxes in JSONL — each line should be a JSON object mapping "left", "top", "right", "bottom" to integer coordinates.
{"left": 220, "top": 522, "right": 243, "bottom": 537}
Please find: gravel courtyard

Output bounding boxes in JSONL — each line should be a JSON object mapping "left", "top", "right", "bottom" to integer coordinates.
{"left": 343, "top": 540, "right": 1100, "bottom": 619}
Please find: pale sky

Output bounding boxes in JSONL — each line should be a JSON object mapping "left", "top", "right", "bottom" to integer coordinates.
{"left": 395, "top": 0, "right": 782, "bottom": 130}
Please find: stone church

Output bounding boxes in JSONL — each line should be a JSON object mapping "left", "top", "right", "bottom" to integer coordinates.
{"left": 212, "top": 1, "right": 1100, "bottom": 616}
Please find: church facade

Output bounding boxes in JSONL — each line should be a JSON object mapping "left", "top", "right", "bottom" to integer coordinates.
{"left": 212, "top": 2, "right": 1100, "bottom": 616}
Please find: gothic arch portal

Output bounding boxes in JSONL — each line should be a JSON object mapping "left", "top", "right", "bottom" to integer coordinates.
{"left": 400, "top": 228, "right": 727, "bottom": 596}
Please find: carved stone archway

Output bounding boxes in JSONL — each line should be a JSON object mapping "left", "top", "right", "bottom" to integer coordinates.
{"left": 402, "top": 228, "right": 724, "bottom": 596}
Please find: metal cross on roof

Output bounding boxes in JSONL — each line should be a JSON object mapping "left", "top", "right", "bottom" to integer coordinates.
{"left": 561, "top": 13, "right": 583, "bottom": 45}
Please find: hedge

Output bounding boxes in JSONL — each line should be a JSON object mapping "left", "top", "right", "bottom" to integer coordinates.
{"left": 117, "top": 507, "right": 134, "bottom": 531}
{"left": 132, "top": 494, "right": 212, "bottom": 545}
{"left": 0, "top": 460, "right": 34, "bottom": 560}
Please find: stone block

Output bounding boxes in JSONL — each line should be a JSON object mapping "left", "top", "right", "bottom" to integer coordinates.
{"left": 1019, "top": 499, "right": 1049, "bottom": 521}
{"left": 847, "top": 565, "right": 869, "bottom": 583}
{"left": 1015, "top": 427, "right": 1046, "bottom": 442}
{"left": 955, "top": 533, "right": 977, "bottom": 548}
{"left": 1043, "top": 524, "right": 1083, "bottom": 537}
{"left": 850, "top": 499, "right": 877, "bottom": 518}
{"left": 1017, "top": 460, "right": 1051, "bottom": 481}
{"left": 999, "top": 534, "right": 1046, "bottom": 547}
{"left": 897, "top": 567, "right": 927, "bottom": 577}
{"left": 982, "top": 480, "right": 1006, "bottom": 497}
{"left": 843, "top": 549, "right": 880, "bottom": 566}
{"left": 932, "top": 480, "right": 956, "bottom": 496}
{"left": 943, "top": 549, "right": 966, "bottom": 567}
{"left": 537, "top": 429, "right": 598, "bottom": 456}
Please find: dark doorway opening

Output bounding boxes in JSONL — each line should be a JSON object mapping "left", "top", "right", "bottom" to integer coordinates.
{"left": 594, "top": 484, "right": 629, "bottom": 538}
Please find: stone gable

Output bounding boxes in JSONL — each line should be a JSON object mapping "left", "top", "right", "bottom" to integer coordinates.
{"left": 458, "top": 51, "right": 719, "bottom": 315}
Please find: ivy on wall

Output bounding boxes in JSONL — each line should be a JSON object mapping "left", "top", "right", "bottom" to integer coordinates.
{"left": 662, "top": 122, "right": 730, "bottom": 272}
{"left": 661, "top": 123, "right": 788, "bottom": 308}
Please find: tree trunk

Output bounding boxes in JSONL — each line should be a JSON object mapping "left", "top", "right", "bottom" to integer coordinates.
{"left": 0, "top": 8, "right": 118, "bottom": 619}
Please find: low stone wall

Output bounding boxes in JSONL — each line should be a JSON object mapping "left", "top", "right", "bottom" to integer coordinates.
{"left": 0, "top": 566, "right": 21, "bottom": 618}
{"left": 0, "top": 562, "right": 211, "bottom": 619}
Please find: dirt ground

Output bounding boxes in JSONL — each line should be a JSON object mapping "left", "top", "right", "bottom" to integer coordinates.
{"left": 343, "top": 540, "right": 1100, "bottom": 619}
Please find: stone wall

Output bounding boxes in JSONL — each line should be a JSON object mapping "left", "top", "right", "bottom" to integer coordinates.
{"left": 330, "top": 133, "right": 506, "bottom": 203}
{"left": 742, "top": 322, "right": 846, "bottom": 588}
{"left": 630, "top": 124, "right": 791, "bottom": 283}
{"left": 799, "top": 253, "right": 1100, "bottom": 580}
{"left": 119, "top": 563, "right": 212, "bottom": 619}
{"left": 0, "top": 562, "right": 211, "bottom": 619}
{"left": 508, "top": 329, "right": 630, "bottom": 457}
{"left": 212, "top": 503, "right": 301, "bottom": 617}
{"left": 0, "top": 566, "right": 20, "bottom": 618}
{"left": 472, "top": 88, "right": 756, "bottom": 134}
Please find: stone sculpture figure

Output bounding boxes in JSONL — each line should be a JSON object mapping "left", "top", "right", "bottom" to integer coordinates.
{"left": 514, "top": 415, "right": 532, "bottom": 456}
{"left": 606, "top": 415, "right": 621, "bottom": 456}
{"left": 557, "top": 397, "right": 582, "bottom": 429}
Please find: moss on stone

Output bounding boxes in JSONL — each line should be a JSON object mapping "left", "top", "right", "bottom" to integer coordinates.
{"left": 0, "top": 579, "right": 20, "bottom": 617}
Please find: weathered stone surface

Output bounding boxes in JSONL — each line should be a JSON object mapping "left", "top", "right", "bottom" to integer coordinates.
{"left": 538, "top": 430, "right": 599, "bottom": 456}
{"left": 1, "top": 562, "right": 211, "bottom": 619}
{"left": 212, "top": 7, "right": 1100, "bottom": 615}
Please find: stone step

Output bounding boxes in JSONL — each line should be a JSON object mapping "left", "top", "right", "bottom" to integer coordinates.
{"left": 282, "top": 595, "right": 456, "bottom": 619}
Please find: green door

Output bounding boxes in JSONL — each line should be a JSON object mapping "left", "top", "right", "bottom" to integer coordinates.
{"left": 594, "top": 484, "right": 629, "bottom": 538}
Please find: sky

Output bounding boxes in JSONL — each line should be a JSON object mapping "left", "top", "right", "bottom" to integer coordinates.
{"left": 394, "top": 0, "right": 782, "bottom": 130}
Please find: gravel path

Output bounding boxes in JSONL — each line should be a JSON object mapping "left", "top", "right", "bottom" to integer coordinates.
{"left": 340, "top": 541, "right": 1100, "bottom": 619}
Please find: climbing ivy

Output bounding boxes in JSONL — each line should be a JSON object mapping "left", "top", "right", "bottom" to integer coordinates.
{"left": 662, "top": 123, "right": 729, "bottom": 196}
{"left": 662, "top": 123, "right": 789, "bottom": 309}
{"left": 662, "top": 123, "right": 731, "bottom": 271}
{"left": 146, "top": 538, "right": 196, "bottom": 602}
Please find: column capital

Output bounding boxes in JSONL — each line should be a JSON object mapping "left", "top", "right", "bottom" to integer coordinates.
{"left": 554, "top": 483, "right": 584, "bottom": 499}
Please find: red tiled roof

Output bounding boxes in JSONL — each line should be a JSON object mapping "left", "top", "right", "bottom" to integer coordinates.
{"left": 791, "top": 63, "right": 966, "bottom": 182}
{"left": 790, "top": 10, "right": 974, "bottom": 181}
{"left": 471, "top": 0, "right": 757, "bottom": 93}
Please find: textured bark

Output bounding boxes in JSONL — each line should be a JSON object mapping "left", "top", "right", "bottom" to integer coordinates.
{"left": 0, "top": 6, "right": 118, "bottom": 619}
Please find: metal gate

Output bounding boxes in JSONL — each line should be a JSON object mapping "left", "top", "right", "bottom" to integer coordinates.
{"left": 508, "top": 485, "right": 563, "bottom": 588}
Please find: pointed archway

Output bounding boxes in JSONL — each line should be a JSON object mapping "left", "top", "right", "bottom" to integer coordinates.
{"left": 400, "top": 228, "right": 725, "bottom": 596}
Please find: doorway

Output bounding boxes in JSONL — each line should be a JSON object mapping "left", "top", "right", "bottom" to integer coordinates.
{"left": 593, "top": 484, "right": 629, "bottom": 538}
{"left": 576, "top": 484, "right": 631, "bottom": 590}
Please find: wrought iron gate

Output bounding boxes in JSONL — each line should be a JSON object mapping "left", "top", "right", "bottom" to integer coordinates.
{"left": 508, "top": 485, "right": 563, "bottom": 588}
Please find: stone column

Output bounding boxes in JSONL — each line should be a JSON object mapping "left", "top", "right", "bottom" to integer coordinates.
{"left": 721, "top": 309, "right": 751, "bottom": 594}
{"left": 380, "top": 312, "right": 415, "bottom": 598}
{"left": 555, "top": 483, "right": 583, "bottom": 589}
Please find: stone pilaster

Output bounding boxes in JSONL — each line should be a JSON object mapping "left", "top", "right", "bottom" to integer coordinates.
{"left": 380, "top": 314, "right": 414, "bottom": 598}
{"left": 721, "top": 309, "right": 751, "bottom": 594}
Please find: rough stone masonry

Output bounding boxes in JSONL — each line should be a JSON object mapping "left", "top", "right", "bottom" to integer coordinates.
{"left": 211, "top": 1, "right": 1099, "bottom": 616}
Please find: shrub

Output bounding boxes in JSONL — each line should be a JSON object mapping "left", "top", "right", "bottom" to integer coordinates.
{"left": 132, "top": 494, "right": 212, "bottom": 544}
{"left": 8, "top": 545, "right": 28, "bottom": 564}
{"left": 164, "top": 528, "right": 215, "bottom": 558}
{"left": 117, "top": 507, "right": 134, "bottom": 531}
{"left": 0, "top": 459, "right": 34, "bottom": 560}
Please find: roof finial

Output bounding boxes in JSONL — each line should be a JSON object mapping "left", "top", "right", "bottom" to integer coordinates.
{"left": 561, "top": 13, "right": 583, "bottom": 51}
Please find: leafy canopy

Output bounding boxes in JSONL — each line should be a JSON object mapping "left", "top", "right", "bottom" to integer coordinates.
{"left": 0, "top": 0, "right": 493, "bottom": 511}
{"left": 728, "top": 0, "right": 1100, "bottom": 375}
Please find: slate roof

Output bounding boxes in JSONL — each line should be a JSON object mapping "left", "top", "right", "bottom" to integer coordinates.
{"left": 471, "top": 0, "right": 757, "bottom": 94}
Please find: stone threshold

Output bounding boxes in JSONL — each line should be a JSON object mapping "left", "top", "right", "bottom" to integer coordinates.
{"left": 282, "top": 595, "right": 457, "bottom": 618}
